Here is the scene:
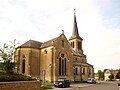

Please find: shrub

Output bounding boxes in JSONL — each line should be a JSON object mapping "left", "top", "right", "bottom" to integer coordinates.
{"left": 42, "top": 82, "right": 53, "bottom": 89}
{"left": 0, "top": 75, "right": 9, "bottom": 82}
{"left": 0, "top": 72, "right": 36, "bottom": 82}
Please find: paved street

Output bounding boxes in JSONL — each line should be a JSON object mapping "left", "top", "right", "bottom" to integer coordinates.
{"left": 72, "top": 82, "right": 118, "bottom": 90}
{"left": 47, "top": 81, "right": 119, "bottom": 90}
{"left": 46, "top": 83, "right": 94, "bottom": 90}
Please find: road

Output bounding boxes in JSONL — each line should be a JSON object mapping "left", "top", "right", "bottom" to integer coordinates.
{"left": 48, "top": 81, "right": 119, "bottom": 90}
{"left": 72, "top": 82, "right": 118, "bottom": 90}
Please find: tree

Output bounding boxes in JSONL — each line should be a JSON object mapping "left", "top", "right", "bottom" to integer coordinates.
{"left": 98, "top": 70, "right": 104, "bottom": 80}
{"left": 103, "top": 69, "right": 108, "bottom": 73}
{"left": 0, "top": 39, "right": 19, "bottom": 74}
{"left": 109, "top": 73, "right": 114, "bottom": 81}
{"left": 116, "top": 69, "right": 120, "bottom": 79}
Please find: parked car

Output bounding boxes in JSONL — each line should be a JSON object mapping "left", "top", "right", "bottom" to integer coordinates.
{"left": 87, "top": 78, "right": 96, "bottom": 84}
{"left": 54, "top": 78, "right": 70, "bottom": 88}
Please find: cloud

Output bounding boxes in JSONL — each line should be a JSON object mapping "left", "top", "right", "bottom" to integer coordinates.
{"left": 96, "top": 0, "right": 120, "bottom": 29}
{"left": 83, "top": 28, "right": 120, "bottom": 72}
{"left": 0, "top": 0, "right": 120, "bottom": 72}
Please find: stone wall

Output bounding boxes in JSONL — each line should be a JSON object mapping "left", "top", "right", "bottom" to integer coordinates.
{"left": 0, "top": 81, "right": 43, "bottom": 90}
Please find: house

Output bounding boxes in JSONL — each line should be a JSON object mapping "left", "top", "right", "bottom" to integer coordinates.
{"left": 94, "top": 73, "right": 99, "bottom": 80}
{"left": 113, "top": 70, "right": 119, "bottom": 80}
{"left": 104, "top": 69, "right": 113, "bottom": 81}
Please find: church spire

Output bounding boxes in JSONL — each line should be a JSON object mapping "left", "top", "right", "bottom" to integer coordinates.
{"left": 69, "top": 9, "right": 82, "bottom": 40}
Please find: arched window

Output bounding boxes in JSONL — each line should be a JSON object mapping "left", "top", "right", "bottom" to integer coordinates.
{"left": 22, "top": 54, "right": 25, "bottom": 58}
{"left": 78, "top": 42, "right": 82, "bottom": 50}
{"left": 82, "top": 68, "right": 85, "bottom": 75}
{"left": 75, "top": 58, "right": 77, "bottom": 61}
{"left": 61, "top": 53, "right": 64, "bottom": 57}
{"left": 71, "top": 42, "right": 74, "bottom": 48}
{"left": 59, "top": 57, "right": 61, "bottom": 75}
{"left": 62, "top": 40, "right": 64, "bottom": 47}
{"left": 44, "top": 50, "right": 47, "bottom": 54}
{"left": 89, "top": 68, "right": 91, "bottom": 75}
{"left": 75, "top": 67, "right": 78, "bottom": 75}
{"left": 59, "top": 53, "right": 67, "bottom": 76}
{"left": 22, "top": 59, "right": 25, "bottom": 74}
{"left": 73, "top": 42, "right": 74, "bottom": 48}
{"left": 71, "top": 42, "right": 72, "bottom": 47}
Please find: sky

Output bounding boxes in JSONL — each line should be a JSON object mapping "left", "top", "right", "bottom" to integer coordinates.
{"left": 0, "top": 0, "right": 120, "bottom": 72}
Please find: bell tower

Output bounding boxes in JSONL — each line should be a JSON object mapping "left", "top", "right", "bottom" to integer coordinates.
{"left": 69, "top": 9, "right": 83, "bottom": 54}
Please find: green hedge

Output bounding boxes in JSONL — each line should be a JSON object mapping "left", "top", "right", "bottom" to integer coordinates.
{"left": 0, "top": 72, "right": 36, "bottom": 82}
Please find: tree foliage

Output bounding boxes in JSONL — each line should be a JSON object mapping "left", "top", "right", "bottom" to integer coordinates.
{"left": 116, "top": 69, "right": 120, "bottom": 79}
{"left": 109, "top": 73, "right": 114, "bottom": 81}
{"left": 0, "top": 39, "right": 19, "bottom": 74}
{"left": 98, "top": 70, "right": 104, "bottom": 80}
{"left": 103, "top": 69, "right": 108, "bottom": 73}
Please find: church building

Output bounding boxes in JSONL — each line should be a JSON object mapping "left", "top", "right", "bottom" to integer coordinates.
{"left": 14, "top": 10, "right": 94, "bottom": 82}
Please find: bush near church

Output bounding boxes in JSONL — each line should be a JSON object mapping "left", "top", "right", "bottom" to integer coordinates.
{"left": 0, "top": 40, "right": 36, "bottom": 82}
{"left": 0, "top": 72, "right": 36, "bottom": 82}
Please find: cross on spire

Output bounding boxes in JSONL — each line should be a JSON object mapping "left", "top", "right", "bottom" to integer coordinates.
{"left": 74, "top": 8, "right": 76, "bottom": 15}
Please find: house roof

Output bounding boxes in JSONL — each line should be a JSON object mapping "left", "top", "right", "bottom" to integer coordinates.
{"left": 18, "top": 40, "right": 43, "bottom": 49}
{"left": 71, "top": 47, "right": 86, "bottom": 58}
{"left": 73, "top": 62, "right": 93, "bottom": 67}
{"left": 40, "top": 37, "right": 57, "bottom": 48}
{"left": 71, "top": 49, "right": 82, "bottom": 56}
{"left": 105, "top": 69, "right": 113, "bottom": 74}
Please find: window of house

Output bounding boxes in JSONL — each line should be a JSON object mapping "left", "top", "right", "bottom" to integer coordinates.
{"left": 75, "top": 67, "right": 78, "bottom": 75}
{"left": 59, "top": 57, "right": 61, "bottom": 75}
{"left": 71, "top": 42, "right": 72, "bottom": 47}
{"left": 82, "top": 59, "right": 84, "bottom": 62}
{"left": 44, "top": 50, "right": 47, "bottom": 54}
{"left": 75, "top": 58, "right": 77, "bottom": 61}
{"left": 62, "top": 40, "right": 64, "bottom": 47}
{"left": 59, "top": 53, "right": 66, "bottom": 76}
{"left": 73, "top": 42, "right": 74, "bottom": 48}
{"left": 71, "top": 42, "right": 74, "bottom": 48}
{"left": 64, "top": 58, "right": 66, "bottom": 75}
{"left": 22, "top": 59, "right": 25, "bottom": 74}
{"left": 22, "top": 54, "right": 25, "bottom": 58}
{"left": 89, "top": 68, "right": 91, "bottom": 75}
{"left": 61, "top": 53, "right": 64, "bottom": 57}
{"left": 82, "top": 68, "right": 85, "bottom": 75}
{"left": 78, "top": 42, "right": 81, "bottom": 50}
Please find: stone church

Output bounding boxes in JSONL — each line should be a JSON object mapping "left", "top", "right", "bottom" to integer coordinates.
{"left": 14, "top": 11, "right": 94, "bottom": 82}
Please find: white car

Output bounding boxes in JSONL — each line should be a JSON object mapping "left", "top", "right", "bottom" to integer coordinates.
{"left": 87, "top": 78, "right": 96, "bottom": 84}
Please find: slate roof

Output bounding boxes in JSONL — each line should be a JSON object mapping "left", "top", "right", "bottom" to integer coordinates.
{"left": 18, "top": 40, "right": 43, "bottom": 48}
{"left": 40, "top": 37, "right": 57, "bottom": 48}
{"left": 71, "top": 48, "right": 82, "bottom": 56}
{"left": 73, "top": 62, "right": 93, "bottom": 67}
{"left": 69, "top": 11, "right": 82, "bottom": 40}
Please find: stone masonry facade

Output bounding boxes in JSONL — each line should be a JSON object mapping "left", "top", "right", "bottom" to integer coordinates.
{"left": 14, "top": 11, "right": 94, "bottom": 82}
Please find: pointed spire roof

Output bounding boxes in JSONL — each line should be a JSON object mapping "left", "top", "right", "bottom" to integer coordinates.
{"left": 69, "top": 9, "right": 82, "bottom": 40}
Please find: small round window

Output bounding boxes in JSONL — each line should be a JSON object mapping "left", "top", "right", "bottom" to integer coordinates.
{"left": 61, "top": 53, "right": 64, "bottom": 57}
{"left": 44, "top": 50, "right": 47, "bottom": 54}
